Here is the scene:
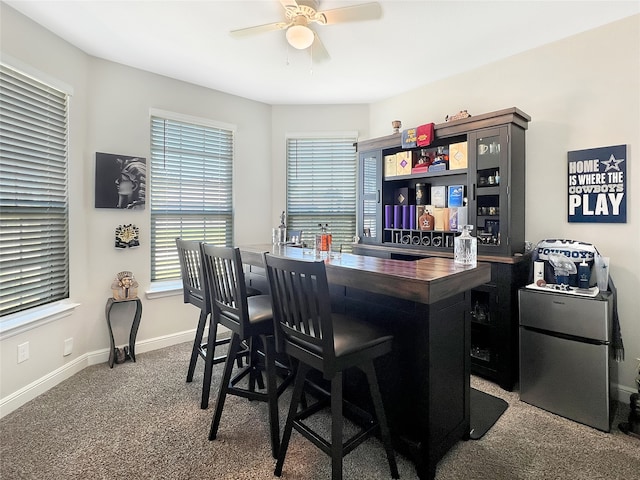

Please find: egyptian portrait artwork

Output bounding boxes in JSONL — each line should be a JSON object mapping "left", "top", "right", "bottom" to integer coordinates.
{"left": 95, "top": 152, "right": 147, "bottom": 210}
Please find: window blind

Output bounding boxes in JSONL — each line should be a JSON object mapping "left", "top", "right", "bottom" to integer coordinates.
{"left": 286, "top": 136, "right": 357, "bottom": 251}
{"left": 150, "top": 116, "right": 233, "bottom": 281}
{"left": 0, "top": 64, "right": 69, "bottom": 317}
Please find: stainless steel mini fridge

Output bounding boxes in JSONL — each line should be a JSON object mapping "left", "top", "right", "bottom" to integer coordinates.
{"left": 519, "top": 288, "right": 614, "bottom": 431}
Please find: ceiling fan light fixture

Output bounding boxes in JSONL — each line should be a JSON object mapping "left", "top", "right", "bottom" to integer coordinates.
{"left": 286, "top": 24, "right": 314, "bottom": 49}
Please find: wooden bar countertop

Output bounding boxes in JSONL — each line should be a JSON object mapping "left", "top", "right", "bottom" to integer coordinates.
{"left": 240, "top": 244, "right": 491, "bottom": 305}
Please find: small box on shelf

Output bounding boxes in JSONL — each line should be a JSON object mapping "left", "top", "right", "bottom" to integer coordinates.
{"left": 428, "top": 163, "right": 447, "bottom": 172}
{"left": 449, "top": 141, "right": 468, "bottom": 170}
{"left": 384, "top": 154, "right": 397, "bottom": 178}
{"left": 447, "top": 185, "right": 465, "bottom": 207}
{"left": 396, "top": 151, "right": 414, "bottom": 176}
{"left": 433, "top": 207, "right": 448, "bottom": 231}
{"left": 394, "top": 187, "right": 413, "bottom": 206}
{"left": 431, "top": 186, "right": 446, "bottom": 207}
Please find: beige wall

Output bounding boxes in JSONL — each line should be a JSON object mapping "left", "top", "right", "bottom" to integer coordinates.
{"left": 1, "top": 2, "right": 638, "bottom": 416}
{"left": 0, "top": 3, "right": 369, "bottom": 415}
{"left": 270, "top": 104, "right": 370, "bottom": 226}
{"left": 369, "top": 15, "right": 640, "bottom": 396}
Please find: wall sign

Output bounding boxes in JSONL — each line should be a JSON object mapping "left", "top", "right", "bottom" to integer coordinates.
{"left": 568, "top": 144, "right": 626, "bottom": 223}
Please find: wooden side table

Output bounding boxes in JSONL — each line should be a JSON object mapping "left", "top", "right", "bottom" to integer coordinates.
{"left": 105, "top": 297, "right": 142, "bottom": 368}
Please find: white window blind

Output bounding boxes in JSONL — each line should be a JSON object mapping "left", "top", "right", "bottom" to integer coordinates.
{"left": 0, "top": 64, "right": 69, "bottom": 317}
{"left": 150, "top": 115, "right": 233, "bottom": 281}
{"left": 286, "top": 135, "right": 357, "bottom": 251}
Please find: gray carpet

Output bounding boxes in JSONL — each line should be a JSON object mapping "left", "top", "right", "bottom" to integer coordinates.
{"left": 1, "top": 341, "right": 638, "bottom": 479}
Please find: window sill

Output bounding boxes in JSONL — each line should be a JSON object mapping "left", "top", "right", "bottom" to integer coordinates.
{"left": 145, "top": 280, "right": 183, "bottom": 300}
{"left": 0, "top": 301, "right": 81, "bottom": 340}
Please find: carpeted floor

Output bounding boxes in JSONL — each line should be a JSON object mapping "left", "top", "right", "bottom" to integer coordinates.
{"left": 1, "top": 341, "right": 638, "bottom": 479}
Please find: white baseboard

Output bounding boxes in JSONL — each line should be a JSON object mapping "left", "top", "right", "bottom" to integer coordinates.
{"left": 0, "top": 329, "right": 197, "bottom": 419}
{"left": 2, "top": 329, "right": 635, "bottom": 419}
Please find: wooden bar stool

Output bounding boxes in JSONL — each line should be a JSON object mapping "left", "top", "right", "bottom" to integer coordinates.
{"left": 176, "top": 238, "right": 229, "bottom": 409}
{"left": 264, "top": 253, "right": 399, "bottom": 480}
{"left": 202, "top": 244, "right": 292, "bottom": 458}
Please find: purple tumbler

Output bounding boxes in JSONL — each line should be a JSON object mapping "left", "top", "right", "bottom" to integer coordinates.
{"left": 384, "top": 205, "right": 393, "bottom": 228}
{"left": 402, "top": 205, "right": 409, "bottom": 230}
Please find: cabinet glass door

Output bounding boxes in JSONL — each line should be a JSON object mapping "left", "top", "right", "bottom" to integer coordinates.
{"left": 358, "top": 150, "right": 382, "bottom": 243}
{"left": 469, "top": 127, "right": 509, "bottom": 255}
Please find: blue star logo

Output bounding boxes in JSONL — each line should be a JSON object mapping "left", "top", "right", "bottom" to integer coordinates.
{"left": 602, "top": 154, "right": 624, "bottom": 172}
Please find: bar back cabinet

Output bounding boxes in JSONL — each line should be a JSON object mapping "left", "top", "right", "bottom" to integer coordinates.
{"left": 354, "top": 107, "right": 531, "bottom": 390}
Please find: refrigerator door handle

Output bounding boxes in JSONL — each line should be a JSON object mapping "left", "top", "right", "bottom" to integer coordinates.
{"left": 522, "top": 325, "right": 609, "bottom": 346}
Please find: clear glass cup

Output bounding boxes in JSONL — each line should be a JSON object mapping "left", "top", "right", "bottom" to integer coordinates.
{"left": 595, "top": 255, "right": 609, "bottom": 291}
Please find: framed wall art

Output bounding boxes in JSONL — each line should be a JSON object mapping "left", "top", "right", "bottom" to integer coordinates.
{"left": 95, "top": 152, "right": 146, "bottom": 210}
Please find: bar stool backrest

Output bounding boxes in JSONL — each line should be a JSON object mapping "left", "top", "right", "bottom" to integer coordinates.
{"left": 263, "top": 253, "right": 336, "bottom": 375}
{"left": 176, "top": 238, "right": 208, "bottom": 313}
{"left": 201, "top": 244, "right": 251, "bottom": 338}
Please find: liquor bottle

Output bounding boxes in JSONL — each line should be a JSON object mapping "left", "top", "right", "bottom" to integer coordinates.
{"left": 277, "top": 211, "right": 287, "bottom": 245}
{"left": 418, "top": 206, "right": 434, "bottom": 231}
{"left": 322, "top": 224, "right": 332, "bottom": 253}
{"left": 435, "top": 146, "right": 449, "bottom": 163}
{"left": 315, "top": 224, "right": 332, "bottom": 257}
{"left": 454, "top": 225, "right": 477, "bottom": 266}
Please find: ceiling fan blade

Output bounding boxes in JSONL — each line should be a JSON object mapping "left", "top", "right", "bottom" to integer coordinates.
{"left": 279, "top": 0, "right": 299, "bottom": 8}
{"left": 319, "top": 2, "right": 382, "bottom": 25}
{"left": 230, "top": 21, "right": 289, "bottom": 38}
{"left": 309, "top": 31, "right": 330, "bottom": 62}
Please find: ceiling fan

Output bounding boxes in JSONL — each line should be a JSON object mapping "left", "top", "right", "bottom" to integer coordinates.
{"left": 229, "top": 0, "right": 382, "bottom": 61}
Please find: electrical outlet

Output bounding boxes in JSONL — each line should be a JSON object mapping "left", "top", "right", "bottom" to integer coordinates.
{"left": 63, "top": 337, "right": 73, "bottom": 356}
{"left": 17, "top": 342, "right": 29, "bottom": 363}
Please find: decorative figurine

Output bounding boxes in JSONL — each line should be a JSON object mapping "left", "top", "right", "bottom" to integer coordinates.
{"left": 111, "top": 270, "right": 139, "bottom": 300}
{"left": 392, "top": 120, "right": 402, "bottom": 133}
{"left": 445, "top": 110, "right": 471, "bottom": 122}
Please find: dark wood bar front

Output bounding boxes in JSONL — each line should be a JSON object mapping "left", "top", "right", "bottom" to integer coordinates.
{"left": 240, "top": 245, "right": 491, "bottom": 479}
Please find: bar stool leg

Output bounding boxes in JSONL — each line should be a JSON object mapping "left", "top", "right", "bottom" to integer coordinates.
{"left": 262, "top": 334, "right": 280, "bottom": 458}
{"left": 331, "top": 372, "right": 344, "bottom": 480}
{"left": 187, "top": 309, "right": 208, "bottom": 383}
{"left": 201, "top": 315, "right": 221, "bottom": 409}
{"left": 209, "top": 334, "right": 241, "bottom": 441}
{"left": 362, "top": 361, "right": 399, "bottom": 479}
{"left": 275, "top": 362, "right": 310, "bottom": 477}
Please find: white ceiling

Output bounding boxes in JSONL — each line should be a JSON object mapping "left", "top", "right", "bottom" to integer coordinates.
{"left": 5, "top": 0, "right": 640, "bottom": 105}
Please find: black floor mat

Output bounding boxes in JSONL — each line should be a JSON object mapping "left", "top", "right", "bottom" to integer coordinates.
{"left": 470, "top": 388, "right": 508, "bottom": 440}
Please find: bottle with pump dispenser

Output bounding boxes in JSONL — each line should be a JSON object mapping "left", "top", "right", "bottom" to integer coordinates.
{"left": 454, "top": 225, "right": 477, "bottom": 266}
{"left": 578, "top": 259, "right": 591, "bottom": 289}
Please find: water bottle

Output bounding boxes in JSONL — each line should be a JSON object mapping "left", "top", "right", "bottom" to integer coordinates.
{"left": 454, "top": 225, "right": 477, "bottom": 266}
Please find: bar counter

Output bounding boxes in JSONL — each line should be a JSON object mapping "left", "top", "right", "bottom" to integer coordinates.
{"left": 240, "top": 244, "right": 491, "bottom": 480}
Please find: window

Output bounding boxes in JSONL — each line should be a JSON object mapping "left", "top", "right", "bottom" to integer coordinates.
{"left": 286, "top": 134, "right": 357, "bottom": 251}
{"left": 150, "top": 111, "right": 234, "bottom": 281}
{"left": 0, "top": 64, "right": 69, "bottom": 317}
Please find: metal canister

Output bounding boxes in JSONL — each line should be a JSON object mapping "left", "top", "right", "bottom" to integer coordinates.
{"left": 415, "top": 183, "right": 427, "bottom": 205}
